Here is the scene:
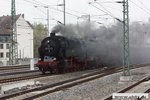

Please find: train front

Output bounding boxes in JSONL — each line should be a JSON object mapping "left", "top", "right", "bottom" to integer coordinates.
{"left": 36, "top": 33, "right": 60, "bottom": 74}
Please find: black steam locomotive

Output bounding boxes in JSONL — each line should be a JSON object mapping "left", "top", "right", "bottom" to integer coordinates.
{"left": 36, "top": 32, "right": 100, "bottom": 74}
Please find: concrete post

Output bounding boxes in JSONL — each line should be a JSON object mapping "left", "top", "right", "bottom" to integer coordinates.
{"left": 30, "top": 58, "right": 34, "bottom": 70}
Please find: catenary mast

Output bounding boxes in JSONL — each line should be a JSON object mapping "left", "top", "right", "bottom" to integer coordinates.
{"left": 9, "top": 0, "right": 18, "bottom": 65}
{"left": 122, "top": 0, "right": 130, "bottom": 76}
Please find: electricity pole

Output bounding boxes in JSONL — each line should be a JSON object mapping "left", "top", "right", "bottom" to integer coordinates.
{"left": 9, "top": 0, "right": 18, "bottom": 65}
{"left": 63, "top": 0, "right": 66, "bottom": 25}
{"left": 45, "top": 6, "right": 50, "bottom": 36}
{"left": 47, "top": 8, "right": 49, "bottom": 36}
{"left": 122, "top": 0, "right": 130, "bottom": 76}
{"left": 34, "top": 6, "right": 50, "bottom": 36}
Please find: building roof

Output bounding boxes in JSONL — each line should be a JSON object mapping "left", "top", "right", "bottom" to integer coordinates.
{"left": 26, "top": 21, "right": 34, "bottom": 29}
{"left": 0, "top": 14, "right": 33, "bottom": 35}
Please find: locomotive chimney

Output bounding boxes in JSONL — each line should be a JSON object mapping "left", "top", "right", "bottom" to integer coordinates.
{"left": 50, "top": 32, "right": 55, "bottom": 37}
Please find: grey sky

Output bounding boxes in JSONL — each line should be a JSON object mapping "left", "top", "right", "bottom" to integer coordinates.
{"left": 0, "top": 0, "right": 150, "bottom": 30}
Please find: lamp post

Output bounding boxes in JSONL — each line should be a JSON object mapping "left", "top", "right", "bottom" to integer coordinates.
{"left": 57, "top": 0, "right": 66, "bottom": 26}
{"left": 44, "top": 6, "right": 50, "bottom": 36}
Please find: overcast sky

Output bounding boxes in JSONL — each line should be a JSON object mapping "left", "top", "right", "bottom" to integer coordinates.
{"left": 0, "top": 0, "right": 150, "bottom": 30}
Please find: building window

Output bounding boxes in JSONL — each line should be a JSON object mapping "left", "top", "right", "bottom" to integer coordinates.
{"left": 0, "top": 53, "right": 4, "bottom": 58}
{"left": 0, "top": 44, "right": 3, "bottom": 49}
{"left": 6, "top": 52, "right": 9, "bottom": 58}
{"left": 6, "top": 44, "right": 9, "bottom": 49}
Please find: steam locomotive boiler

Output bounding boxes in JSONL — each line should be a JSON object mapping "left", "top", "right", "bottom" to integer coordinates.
{"left": 36, "top": 32, "right": 98, "bottom": 74}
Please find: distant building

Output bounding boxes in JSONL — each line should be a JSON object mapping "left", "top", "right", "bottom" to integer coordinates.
{"left": 0, "top": 14, "right": 34, "bottom": 64}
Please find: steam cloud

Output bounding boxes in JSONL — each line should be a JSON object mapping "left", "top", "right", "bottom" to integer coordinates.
{"left": 51, "top": 21, "right": 150, "bottom": 66}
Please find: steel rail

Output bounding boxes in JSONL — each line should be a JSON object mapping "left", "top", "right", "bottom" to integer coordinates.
{"left": 104, "top": 76, "right": 150, "bottom": 100}
{"left": 139, "top": 85, "right": 150, "bottom": 100}
{"left": 0, "top": 67, "right": 120, "bottom": 100}
{"left": 0, "top": 74, "right": 45, "bottom": 84}
{"left": 0, "top": 65, "right": 30, "bottom": 71}
{"left": 0, "top": 63, "right": 150, "bottom": 99}
{"left": 0, "top": 70, "right": 39, "bottom": 76}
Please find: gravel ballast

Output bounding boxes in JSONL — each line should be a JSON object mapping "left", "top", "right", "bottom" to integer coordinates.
{"left": 36, "top": 66, "right": 150, "bottom": 100}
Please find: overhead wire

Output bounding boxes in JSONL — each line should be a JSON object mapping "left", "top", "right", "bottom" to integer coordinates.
{"left": 23, "top": 0, "right": 43, "bottom": 6}
{"left": 93, "top": 0, "right": 150, "bottom": 21}
{"left": 34, "top": 7, "right": 47, "bottom": 15}
{"left": 136, "top": 0, "right": 150, "bottom": 14}
{"left": 94, "top": 1, "right": 119, "bottom": 3}
{"left": 25, "top": 0, "right": 116, "bottom": 20}
{"left": 49, "top": 7, "right": 79, "bottom": 18}
{"left": 100, "top": 4, "right": 122, "bottom": 12}
{"left": 95, "top": 2, "right": 116, "bottom": 18}
{"left": 66, "top": 8, "right": 88, "bottom": 15}
{"left": 129, "top": 0, "right": 150, "bottom": 16}
{"left": 31, "top": 1, "right": 82, "bottom": 24}
{"left": 88, "top": 2, "right": 122, "bottom": 22}
{"left": 24, "top": 0, "right": 80, "bottom": 18}
{"left": 34, "top": 6, "right": 64, "bottom": 23}
{"left": 31, "top": 0, "right": 48, "bottom": 6}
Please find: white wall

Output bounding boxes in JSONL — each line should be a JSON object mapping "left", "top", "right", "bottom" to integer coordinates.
{"left": 0, "top": 43, "right": 9, "bottom": 65}
{"left": 16, "top": 15, "right": 34, "bottom": 59}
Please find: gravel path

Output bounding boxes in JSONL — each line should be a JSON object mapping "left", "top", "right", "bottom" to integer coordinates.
{"left": 35, "top": 66, "right": 150, "bottom": 100}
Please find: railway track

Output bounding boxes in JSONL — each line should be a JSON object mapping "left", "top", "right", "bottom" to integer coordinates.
{"left": 0, "top": 63, "right": 149, "bottom": 99}
{"left": 0, "top": 65, "right": 30, "bottom": 71}
{"left": 0, "top": 67, "right": 120, "bottom": 100}
{"left": 104, "top": 76, "right": 150, "bottom": 100}
{"left": 0, "top": 70, "right": 39, "bottom": 76}
{"left": 0, "top": 67, "right": 117, "bottom": 84}
{"left": 138, "top": 88, "right": 150, "bottom": 100}
{"left": 0, "top": 73, "right": 45, "bottom": 84}
{"left": 0, "top": 65, "right": 38, "bottom": 76}
{"left": 0, "top": 64, "right": 149, "bottom": 83}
